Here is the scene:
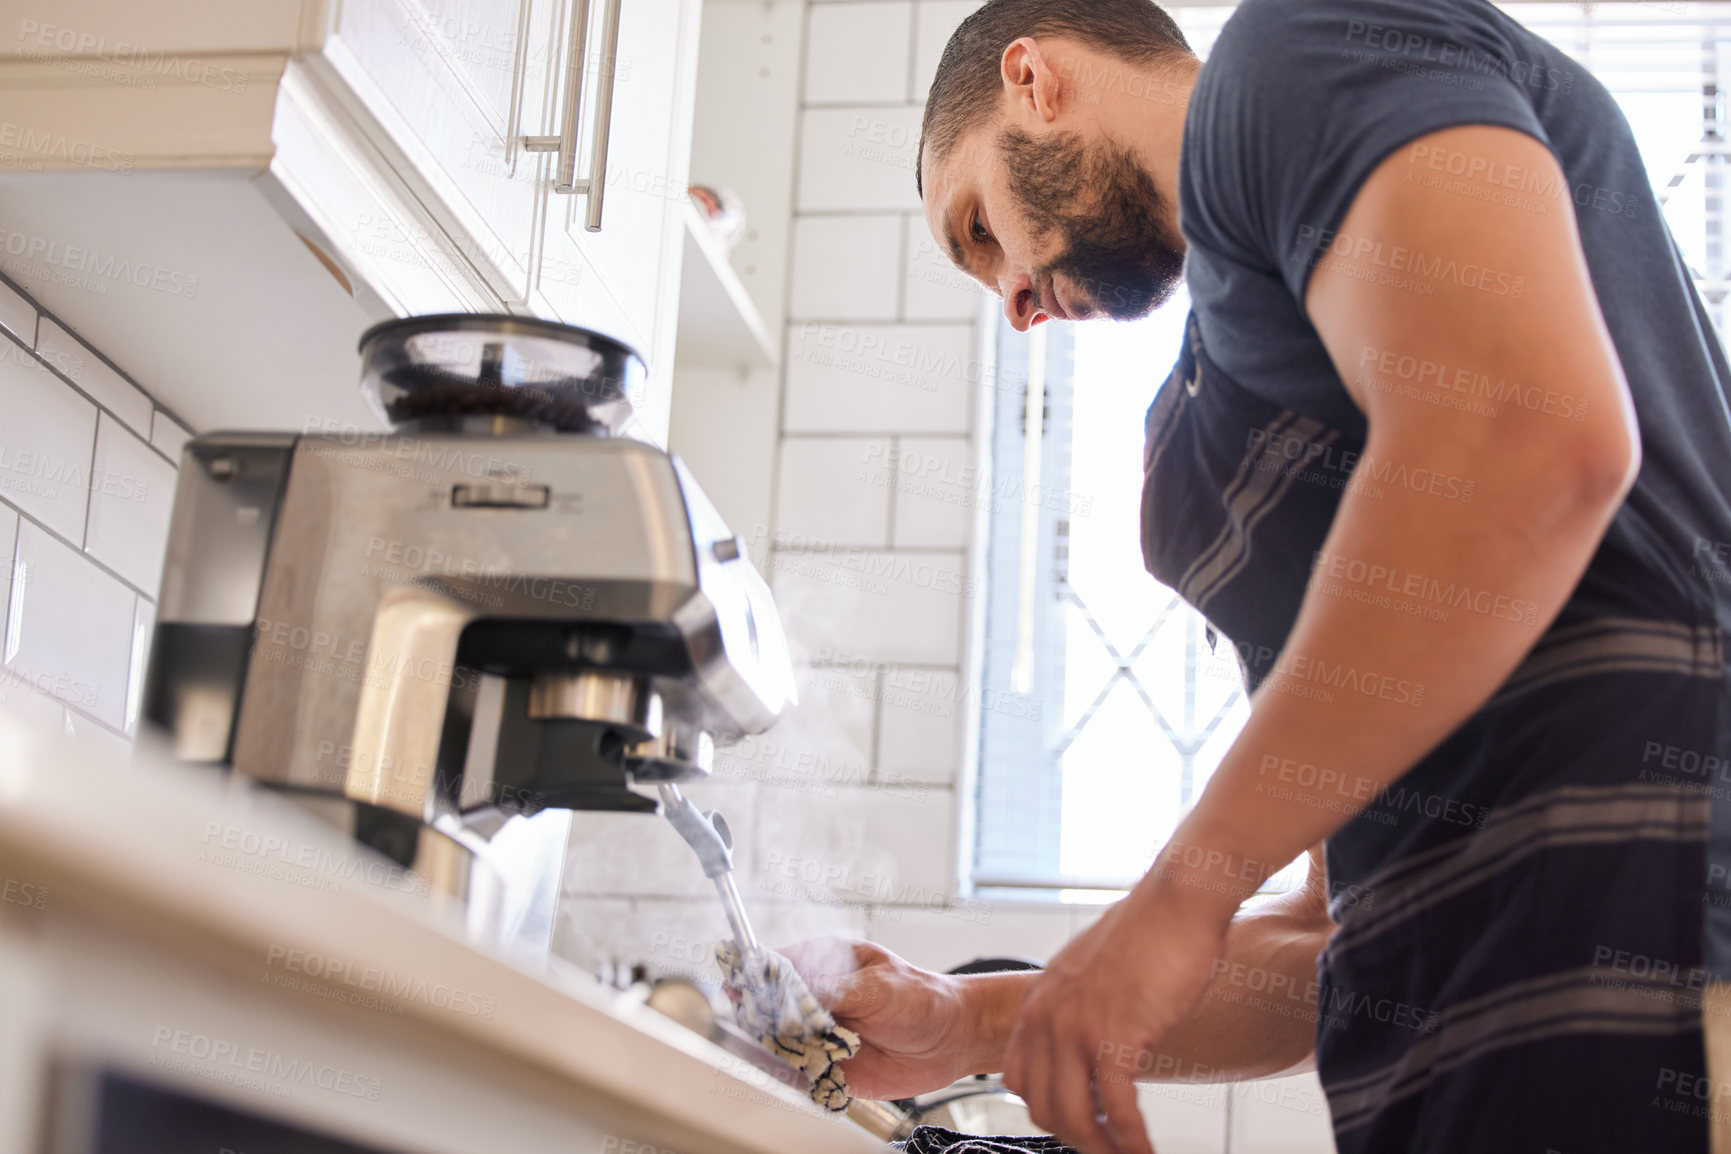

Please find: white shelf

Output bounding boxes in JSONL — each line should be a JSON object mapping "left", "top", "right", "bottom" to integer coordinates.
{"left": 675, "top": 201, "right": 777, "bottom": 371}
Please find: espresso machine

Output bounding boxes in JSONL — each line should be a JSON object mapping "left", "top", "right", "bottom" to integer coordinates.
{"left": 143, "top": 315, "right": 793, "bottom": 959}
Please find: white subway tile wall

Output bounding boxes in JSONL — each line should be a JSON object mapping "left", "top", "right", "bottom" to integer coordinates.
{"left": 0, "top": 504, "right": 17, "bottom": 658}
{"left": 771, "top": 547, "right": 967, "bottom": 664}
{"left": 774, "top": 435, "right": 893, "bottom": 545}
{"left": 804, "top": 1, "right": 915, "bottom": 105}
{"left": 875, "top": 666, "right": 964, "bottom": 783}
{"left": 796, "top": 106, "right": 924, "bottom": 212}
{"left": 0, "top": 276, "right": 190, "bottom": 749}
{"left": 149, "top": 408, "right": 193, "bottom": 461}
{"left": 36, "top": 317, "right": 153, "bottom": 436}
{"left": 9, "top": 521, "right": 137, "bottom": 731}
{"left": 886, "top": 434, "right": 975, "bottom": 547}
{"left": 0, "top": 346, "right": 97, "bottom": 541}
{"left": 85, "top": 414, "right": 177, "bottom": 596}
{"left": 783, "top": 321, "right": 975, "bottom": 433}
{"left": 789, "top": 214, "right": 903, "bottom": 320}
{"left": 909, "top": 0, "right": 977, "bottom": 100}
{"left": 0, "top": 278, "right": 33, "bottom": 345}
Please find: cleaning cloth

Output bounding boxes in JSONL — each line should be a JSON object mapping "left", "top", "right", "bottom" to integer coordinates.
{"left": 716, "top": 940, "right": 862, "bottom": 1111}
{"left": 896, "top": 1127, "right": 1077, "bottom": 1153}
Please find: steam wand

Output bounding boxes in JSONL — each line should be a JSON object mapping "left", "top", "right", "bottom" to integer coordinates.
{"left": 658, "top": 783, "right": 762, "bottom": 962}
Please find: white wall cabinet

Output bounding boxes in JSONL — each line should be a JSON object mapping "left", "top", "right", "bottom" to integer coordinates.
{"left": 322, "top": 0, "right": 553, "bottom": 306}
{"left": 0, "top": 0, "right": 701, "bottom": 443}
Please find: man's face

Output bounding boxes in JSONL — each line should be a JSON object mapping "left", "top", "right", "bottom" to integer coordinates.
{"left": 923, "top": 121, "right": 1186, "bottom": 331}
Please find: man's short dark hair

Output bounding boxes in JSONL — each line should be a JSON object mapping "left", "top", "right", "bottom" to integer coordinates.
{"left": 917, "top": 0, "right": 1192, "bottom": 196}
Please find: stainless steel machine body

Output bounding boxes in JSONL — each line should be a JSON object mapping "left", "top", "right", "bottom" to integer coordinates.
{"left": 142, "top": 316, "right": 795, "bottom": 958}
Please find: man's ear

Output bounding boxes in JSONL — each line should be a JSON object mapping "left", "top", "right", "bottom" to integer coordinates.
{"left": 1000, "top": 36, "right": 1062, "bottom": 124}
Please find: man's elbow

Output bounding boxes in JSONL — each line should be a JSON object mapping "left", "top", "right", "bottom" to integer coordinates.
{"left": 1570, "top": 405, "right": 1642, "bottom": 514}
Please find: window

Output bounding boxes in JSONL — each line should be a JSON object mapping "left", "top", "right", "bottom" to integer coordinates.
{"left": 969, "top": 1, "right": 1731, "bottom": 901}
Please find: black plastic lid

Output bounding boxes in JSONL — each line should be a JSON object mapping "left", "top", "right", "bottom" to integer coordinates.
{"left": 357, "top": 314, "right": 646, "bottom": 434}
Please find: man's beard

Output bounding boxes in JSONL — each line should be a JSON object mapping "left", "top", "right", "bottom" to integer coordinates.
{"left": 998, "top": 126, "right": 1185, "bottom": 320}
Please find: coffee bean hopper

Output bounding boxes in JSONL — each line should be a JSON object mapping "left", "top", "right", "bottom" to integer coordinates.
{"left": 143, "top": 314, "right": 795, "bottom": 957}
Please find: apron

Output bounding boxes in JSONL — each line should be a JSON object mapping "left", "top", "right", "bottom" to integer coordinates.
{"left": 1141, "top": 314, "right": 1722, "bottom": 1152}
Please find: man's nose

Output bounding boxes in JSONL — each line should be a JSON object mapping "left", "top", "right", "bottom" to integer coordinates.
{"left": 999, "top": 271, "right": 1046, "bottom": 332}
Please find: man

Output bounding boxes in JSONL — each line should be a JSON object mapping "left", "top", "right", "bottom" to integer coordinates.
{"left": 784, "top": 1, "right": 1731, "bottom": 1151}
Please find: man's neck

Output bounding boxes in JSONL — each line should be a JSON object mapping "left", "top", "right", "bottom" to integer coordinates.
{"left": 1116, "top": 55, "right": 1200, "bottom": 247}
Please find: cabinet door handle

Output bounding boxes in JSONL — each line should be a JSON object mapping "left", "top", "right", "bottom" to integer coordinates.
{"left": 522, "top": 0, "right": 592, "bottom": 195}
{"left": 581, "top": 0, "right": 624, "bottom": 231}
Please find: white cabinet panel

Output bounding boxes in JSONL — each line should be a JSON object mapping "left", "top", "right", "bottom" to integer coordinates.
{"left": 541, "top": 0, "right": 689, "bottom": 357}
{"left": 329, "top": 0, "right": 552, "bottom": 302}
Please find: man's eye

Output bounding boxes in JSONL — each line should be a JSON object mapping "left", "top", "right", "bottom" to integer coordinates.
{"left": 970, "top": 215, "right": 991, "bottom": 244}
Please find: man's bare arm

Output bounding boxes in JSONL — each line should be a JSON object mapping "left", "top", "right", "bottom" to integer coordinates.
{"left": 1135, "top": 843, "right": 1332, "bottom": 1082}
{"left": 788, "top": 846, "right": 1333, "bottom": 1100}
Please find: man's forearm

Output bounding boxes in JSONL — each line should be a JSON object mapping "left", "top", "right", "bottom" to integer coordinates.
{"left": 958, "top": 888, "right": 1330, "bottom": 1082}
{"left": 1131, "top": 889, "right": 1328, "bottom": 1081}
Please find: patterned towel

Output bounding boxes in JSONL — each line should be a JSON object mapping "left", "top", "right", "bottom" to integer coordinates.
{"left": 895, "top": 1126, "right": 1075, "bottom": 1153}
{"left": 715, "top": 941, "right": 862, "bottom": 1111}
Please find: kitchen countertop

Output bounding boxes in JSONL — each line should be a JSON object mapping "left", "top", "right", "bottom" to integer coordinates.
{"left": 0, "top": 709, "right": 885, "bottom": 1154}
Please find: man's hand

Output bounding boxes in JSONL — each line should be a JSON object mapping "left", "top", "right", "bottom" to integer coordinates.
{"left": 1004, "top": 875, "right": 1230, "bottom": 1154}
{"left": 779, "top": 939, "right": 1033, "bottom": 1100}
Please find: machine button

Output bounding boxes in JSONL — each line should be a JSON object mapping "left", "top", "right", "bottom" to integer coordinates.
{"left": 452, "top": 482, "right": 551, "bottom": 509}
{"left": 711, "top": 536, "right": 745, "bottom": 563}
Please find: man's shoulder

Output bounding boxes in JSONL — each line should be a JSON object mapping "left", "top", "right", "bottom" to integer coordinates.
{"left": 1208, "top": 0, "right": 1502, "bottom": 72}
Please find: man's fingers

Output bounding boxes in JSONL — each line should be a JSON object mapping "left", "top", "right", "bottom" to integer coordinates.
{"left": 1010, "top": 1017, "right": 1056, "bottom": 1139}
{"left": 834, "top": 1041, "right": 899, "bottom": 1101}
{"left": 1045, "top": 1038, "right": 1124, "bottom": 1154}
{"left": 1095, "top": 1046, "right": 1156, "bottom": 1154}
{"left": 1002, "top": 1013, "right": 1029, "bottom": 1099}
